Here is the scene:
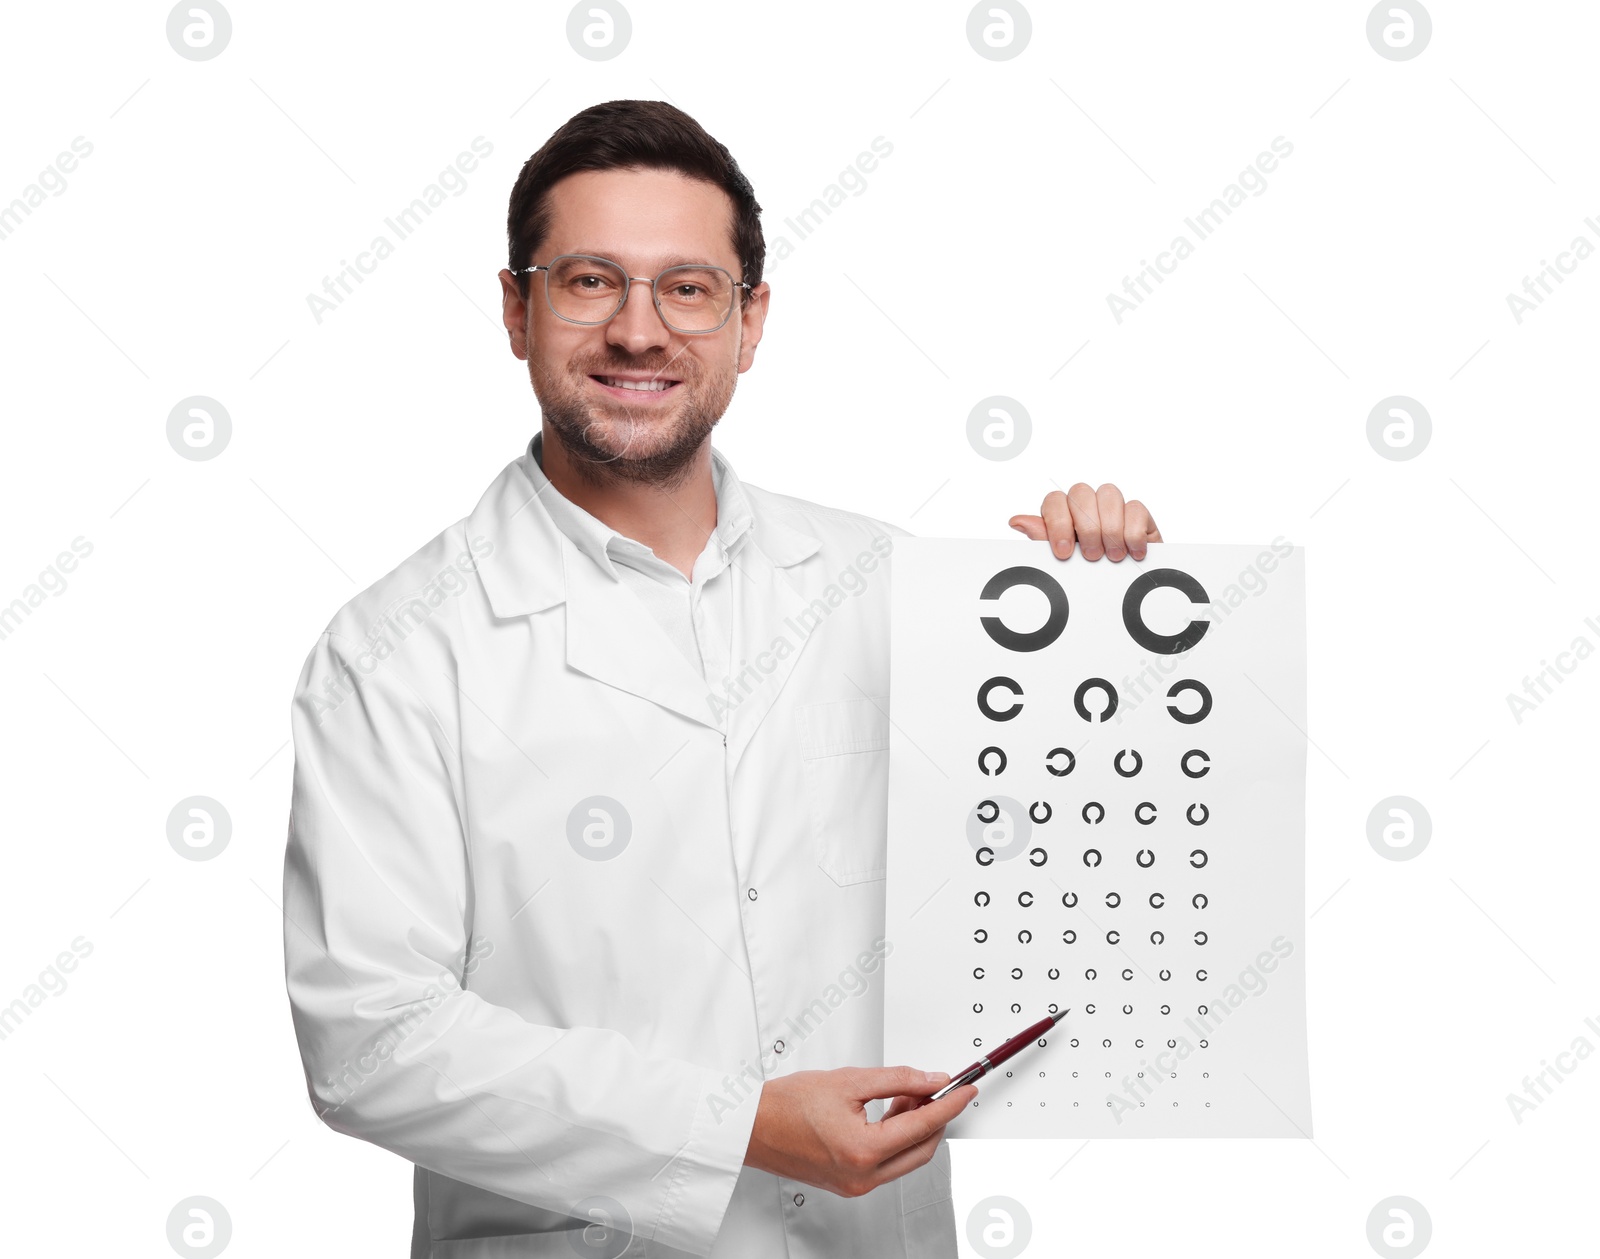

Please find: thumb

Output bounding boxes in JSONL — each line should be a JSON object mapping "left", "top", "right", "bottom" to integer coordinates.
{"left": 1009, "top": 514, "right": 1046, "bottom": 540}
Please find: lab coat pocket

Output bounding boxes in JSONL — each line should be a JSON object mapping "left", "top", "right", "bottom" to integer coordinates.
{"left": 799, "top": 695, "right": 891, "bottom": 886}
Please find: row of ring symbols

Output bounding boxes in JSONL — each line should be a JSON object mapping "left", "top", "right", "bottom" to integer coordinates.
{"left": 978, "top": 746, "right": 1213, "bottom": 778}
{"left": 974, "top": 846, "right": 1211, "bottom": 867}
{"left": 974, "top": 891, "right": 1212, "bottom": 908}
{"left": 977, "top": 799, "right": 1212, "bottom": 825}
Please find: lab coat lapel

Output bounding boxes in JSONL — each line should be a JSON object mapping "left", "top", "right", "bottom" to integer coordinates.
{"left": 720, "top": 519, "right": 824, "bottom": 771}
{"left": 561, "top": 545, "right": 725, "bottom": 732}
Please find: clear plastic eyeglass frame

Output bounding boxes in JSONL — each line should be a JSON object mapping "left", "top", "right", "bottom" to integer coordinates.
{"left": 516, "top": 253, "right": 752, "bottom": 334}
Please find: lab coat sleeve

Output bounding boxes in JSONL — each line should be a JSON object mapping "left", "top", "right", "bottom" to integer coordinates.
{"left": 282, "top": 631, "right": 756, "bottom": 1257}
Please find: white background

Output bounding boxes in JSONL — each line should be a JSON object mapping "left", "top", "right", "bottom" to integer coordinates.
{"left": 1, "top": 1, "right": 1595, "bottom": 1255}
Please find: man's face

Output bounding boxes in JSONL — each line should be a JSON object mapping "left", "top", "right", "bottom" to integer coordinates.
{"left": 498, "top": 167, "right": 769, "bottom": 486}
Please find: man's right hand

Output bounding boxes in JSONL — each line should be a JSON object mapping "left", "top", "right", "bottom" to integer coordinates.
{"left": 742, "top": 1066, "right": 977, "bottom": 1198}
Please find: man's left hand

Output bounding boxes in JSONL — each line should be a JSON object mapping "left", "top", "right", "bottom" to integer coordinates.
{"left": 1009, "top": 483, "right": 1161, "bottom": 561}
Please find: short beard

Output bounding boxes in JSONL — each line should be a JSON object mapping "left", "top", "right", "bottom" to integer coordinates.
{"left": 531, "top": 352, "right": 736, "bottom": 490}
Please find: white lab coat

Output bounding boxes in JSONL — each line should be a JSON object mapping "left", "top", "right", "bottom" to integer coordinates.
{"left": 282, "top": 445, "right": 957, "bottom": 1257}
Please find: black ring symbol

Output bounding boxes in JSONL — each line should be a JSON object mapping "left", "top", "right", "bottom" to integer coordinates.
{"left": 1018, "top": 890, "right": 1034, "bottom": 907}
{"left": 1161, "top": 1005, "right": 1171, "bottom": 1015}
{"left": 1136, "top": 849, "right": 1155, "bottom": 868}
{"left": 1121, "top": 968, "right": 1134, "bottom": 981}
{"left": 1029, "top": 848, "right": 1048, "bottom": 866}
{"left": 1062, "top": 929, "right": 1077, "bottom": 944}
{"left": 1048, "top": 968, "right": 1059, "bottom": 980}
{"left": 1193, "top": 893, "right": 1209, "bottom": 909}
{"left": 1074, "top": 677, "right": 1119, "bottom": 722}
{"left": 1122, "top": 568, "right": 1212, "bottom": 654}
{"left": 1012, "top": 1003, "right": 1021, "bottom": 1014}
{"left": 1105, "top": 891, "right": 1121, "bottom": 909}
{"left": 1166, "top": 679, "right": 1212, "bottom": 724}
{"left": 1103, "top": 1038, "right": 1112, "bottom": 1048}
{"left": 1196, "top": 970, "right": 1208, "bottom": 981}
{"left": 975, "top": 891, "right": 991, "bottom": 907}
{"left": 1030, "top": 801, "right": 1053, "bottom": 824}
{"left": 1159, "top": 969, "right": 1171, "bottom": 981}
{"left": 1135, "top": 801, "right": 1158, "bottom": 825}
{"left": 1149, "top": 892, "right": 1165, "bottom": 908}
{"left": 976, "top": 799, "right": 999, "bottom": 823}
{"left": 1198, "top": 1005, "right": 1208, "bottom": 1016}
{"left": 1018, "top": 929, "right": 1033, "bottom": 944}
{"left": 1151, "top": 930, "right": 1165, "bottom": 945}
{"left": 980, "top": 566, "right": 1070, "bottom": 651}
{"left": 1045, "top": 747, "right": 1076, "bottom": 777}
{"left": 1114, "top": 749, "right": 1143, "bottom": 777}
{"left": 1061, "top": 891, "right": 1078, "bottom": 908}
{"left": 1082, "top": 849, "right": 1102, "bottom": 868}
{"left": 1085, "top": 969, "right": 1097, "bottom": 981}
{"left": 974, "top": 967, "right": 985, "bottom": 979}
{"left": 1085, "top": 1003, "right": 1096, "bottom": 1014}
{"left": 974, "top": 928, "right": 988, "bottom": 943}
{"left": 978, "top": 746, "right": 1008, "bottom": 776}
{"left": 1123, "top": 1004, "right": 1133, "bottom": 1015}
{"left": 1189, "top": 850, "right": 1207, "bottom": 868}
{"left": 1011, "top": 968, "right": 1023, "bottom": 980}
{"left": 1194, "top": 931, "right": 1208, "bottom": 945}
{"left": 1181, "top": 749, "right": 1210, "bottom": 778}
{"left": 978, "top": 676, "right": 1024, "bottom": 721}
{"left": 976, "top": 847, "right": 995, "bottom": 866}
{"left": 973, "top": 1003, "right": 983, "bottom": 1013}
{"left": 1186, "top": 803, "right": 1209, "bottom": 826}
{"left": 1082, "top": 802, "right": 1105, "bottom": 825}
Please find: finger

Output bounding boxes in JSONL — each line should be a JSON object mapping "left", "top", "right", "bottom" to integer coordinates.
{"left": 1066, "top": 483, "right": 1103, "bottom": 560}
{"left": 1096, "top": 483, "right": 1127, "bottom": 561}
{"left": 1008, "top": 513, "right": 1046, "bottom": 541}
{"left": 1125, "top": 498, "right": 1161, "bottom": 559}
{"left": 880, "top": 1093, "right": 922, "bottom": 1122}
{"left": 848, "top": 1065, "right": 950, "bottom": 1104}
{"left": 869, "top": 1120, "right": 951, "bottom": 1188}
{"left": 1040, "top": 490, "right": 1076, "bottom": 559}
{"left": 869, "top": 1084, "right": 977, "bottom": 1160}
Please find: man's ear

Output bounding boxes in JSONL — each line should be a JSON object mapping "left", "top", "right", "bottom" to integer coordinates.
{"left": 498, "top": 268, "right": 530, "bottom": 361}
{"left": 736, "top": 281, "right": 770, "bottom": 374}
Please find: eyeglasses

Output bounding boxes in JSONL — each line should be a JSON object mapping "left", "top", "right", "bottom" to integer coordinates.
{"left": 517, "top": 254, "right": 751, "bottom": 335}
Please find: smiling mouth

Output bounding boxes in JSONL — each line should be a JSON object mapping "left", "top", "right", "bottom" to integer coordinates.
{"left": 590, "top": 375, "right": 682, "bottom": 394}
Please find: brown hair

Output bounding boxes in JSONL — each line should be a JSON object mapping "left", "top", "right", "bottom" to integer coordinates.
{"left": 507, "top": 99, "right": 764, "bottom": 301}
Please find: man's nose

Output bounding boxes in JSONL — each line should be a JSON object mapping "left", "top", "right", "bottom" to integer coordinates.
{"left": 605, "top": 279, "right": 672, "bottom": 354}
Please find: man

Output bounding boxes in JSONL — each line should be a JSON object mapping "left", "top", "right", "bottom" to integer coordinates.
{"left": 283, "top": 99, "right": 1161, "bottom": 1258}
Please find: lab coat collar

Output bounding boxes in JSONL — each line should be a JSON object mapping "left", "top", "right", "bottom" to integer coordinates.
{"left": 466, "top": 437, "right": 825, "bottom": 741}
{"left": 522, "top": 431, "right": 758, "bottom": 583}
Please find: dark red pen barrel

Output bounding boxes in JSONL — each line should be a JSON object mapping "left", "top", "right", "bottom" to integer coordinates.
{"left": 988, "top": 1015, "right": 1058, "bottom": 1066}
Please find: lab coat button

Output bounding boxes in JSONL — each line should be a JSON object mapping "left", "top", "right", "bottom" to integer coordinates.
{"left": 747, "top": 887, "right": 757, "bottom": 900}
{"left": 793, "top": 1192, "right": 805, "bottom": 1207}
{"left": 774, "top": 1039, "right": 785, "bottom": 1053}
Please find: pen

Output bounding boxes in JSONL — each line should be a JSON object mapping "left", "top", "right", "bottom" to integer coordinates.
{"left": 928, "top": 1009, "right": 1069, "bottom": 1102}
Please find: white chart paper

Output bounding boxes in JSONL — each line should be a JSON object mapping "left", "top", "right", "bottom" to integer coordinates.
{"left": 885, "top": 540, "right": 1311, "bottom": 1137}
